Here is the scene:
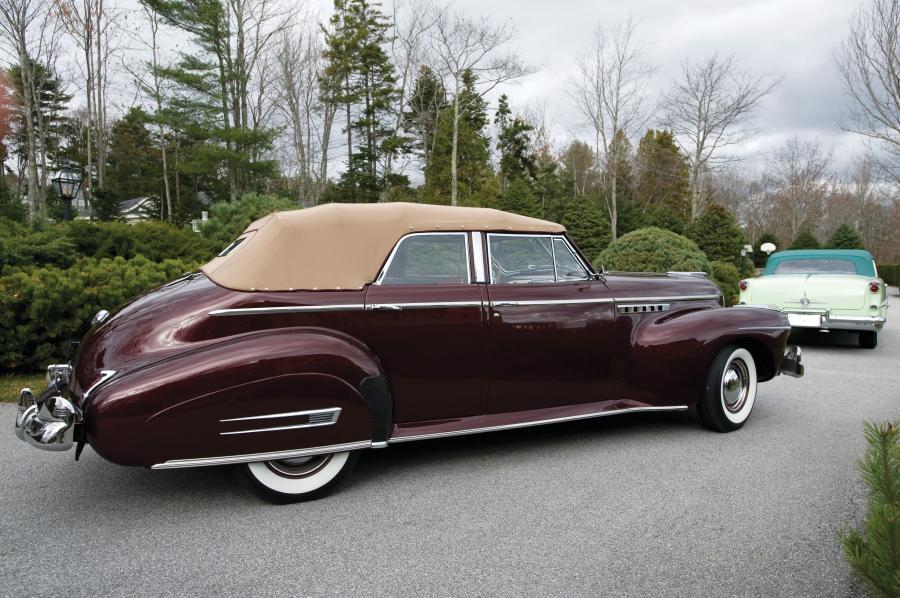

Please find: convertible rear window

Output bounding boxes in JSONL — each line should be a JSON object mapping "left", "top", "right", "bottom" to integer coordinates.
{"left": 773, "top": 259, "right": 858, "bottom": 275}
{"left": 379, "top": 233, "right": 470, "bottom": 285}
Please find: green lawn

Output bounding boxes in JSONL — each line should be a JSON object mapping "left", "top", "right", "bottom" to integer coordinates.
{"left": 0, "top": 373, "right": 45, "bottom": 402}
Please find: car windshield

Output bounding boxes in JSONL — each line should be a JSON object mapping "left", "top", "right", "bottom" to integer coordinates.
{"left": 773, "top": 259, "right": 858, "bottom": 275}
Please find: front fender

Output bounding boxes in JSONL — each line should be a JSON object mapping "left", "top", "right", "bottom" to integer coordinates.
{"left": 616, "top": 306, "right": 790, "bottom": 406}
{"left": 85, "top": 327, "right": 384, "bottom": 467}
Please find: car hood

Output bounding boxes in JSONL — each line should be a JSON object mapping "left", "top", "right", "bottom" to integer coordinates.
{"left": 72, "top": 273, "right": 234, "bottom": 400}
{"left": 746, "top": 274, "right": 869, "bottom": 310}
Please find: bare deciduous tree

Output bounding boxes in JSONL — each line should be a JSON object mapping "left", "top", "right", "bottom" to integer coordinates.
{"left": 387, "top": 0, "right": 439, "bottom": 180}
{"left": 665, "top": 54, "right": 777, "bottom": 221}
{"left": 835, "top": 0, "right": 900, "bottom": 179}
{"left": 768, "top": 136, "right": 832, "bottom": 241}
{"left": 276, "top": 27, "right": 328, "bottom": 205}
{"left": 568, "top": 18, "right": 652, "bottom": 240}
{"left": 57, "top": 0, "right": 123, "bottom": 203}
{"left": 430, "top": 10, "right": 529, "bottom": 206}
{"left": 0, "top": 0, "right": 61, "bottom": 215}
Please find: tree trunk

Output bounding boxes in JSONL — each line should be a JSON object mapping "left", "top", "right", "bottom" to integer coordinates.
{"left": 450, "top": 92, "right": 460, "bottom": 206}
{"left": 609, "top": 169, "right": 618, "bottom": 241}
{"left": 19, "top": 47, "right": 42, "bottom": 216}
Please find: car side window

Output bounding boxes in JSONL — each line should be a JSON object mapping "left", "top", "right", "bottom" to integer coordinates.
{"left": 489, "top": 235, "right": 557, "bottom": 284}
{"left": 553, "top": 238, "right": 589, "bottom": 281}
{"left": 379, "top": 233, "right": 470, "bottom": 285}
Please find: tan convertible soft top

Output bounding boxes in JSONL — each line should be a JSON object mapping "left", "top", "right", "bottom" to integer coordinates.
{"left": 201, "top": 202, "right": 565, "bottom": 291}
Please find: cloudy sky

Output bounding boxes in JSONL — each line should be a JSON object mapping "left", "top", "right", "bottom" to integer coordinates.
{"left": 113, "top": 0, "right": 867, "bottom": 173}
{"left": 401, "top": 0, "right": 868, "bottom": 172}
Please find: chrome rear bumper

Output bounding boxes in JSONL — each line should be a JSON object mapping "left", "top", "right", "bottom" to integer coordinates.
{"left": 14, "top": 384, "right": 81, "bottom": 452}
{"left": 780, "top": 345, "right": 804, "bottom": 378}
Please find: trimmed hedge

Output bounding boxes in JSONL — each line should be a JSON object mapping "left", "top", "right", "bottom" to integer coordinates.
{"left": 598, "top": 227, "right": 711, "bottom": 273}
{"left": 879, "top": 264, "right": 899, "bottom": 287}
{"left": 710, "top": 260, "right": 741, "bottom": 307}
{"left": 0, "top": 256, "right": 194, "bottom": 371}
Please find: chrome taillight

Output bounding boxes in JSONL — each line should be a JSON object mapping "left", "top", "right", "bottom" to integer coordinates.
{"left": 869, "top": 281, "right": 880, "bottom": 293}
{"left": 739, "top": 280, "right": 748, "bottom": 291}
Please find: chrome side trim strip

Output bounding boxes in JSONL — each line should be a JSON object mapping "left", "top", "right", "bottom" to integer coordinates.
{"left": 389, "top": 405, "right": 689, "bottom": 444}
{"left": 220, "top": 407, "right": 341, "bottom": 423}
{"left": 220, "top": 421, "right": 337, "bottom": 435}
{"left": 208, "top": 295, "right": 719, "bottom": 317}
{"left": 366, "top": 301, "right": 482, "bottom": 310}
{"left": 209, "top": 304, "right": 364, "bottom": 316}
{"left": 736, "top": 326, "right": 791, "bottom": 331}
{"left": 151, "top": 440, "right": 372, "bottom": 469}
{"left": 616, "top": 294, "right": 720, "bottom": 303}
{"left": 220, "top": 407, "right": 341, "bottom": 435}
{"left": 492, "top": 298, "right": 615, "bottom": 307}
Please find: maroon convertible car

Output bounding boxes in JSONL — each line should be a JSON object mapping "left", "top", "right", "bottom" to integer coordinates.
{"left": 16, "top": 203, "right": 803, "bottom": 502}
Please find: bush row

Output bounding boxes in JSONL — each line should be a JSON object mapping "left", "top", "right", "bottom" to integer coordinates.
{"left": 879, "top": 264, "right": 899, "bottom": 287}
{"left": 0, "top": 256, "right": 195, "bottom": 371}
{"left": 0, "top": 218, "right": 219, "bottom": 268}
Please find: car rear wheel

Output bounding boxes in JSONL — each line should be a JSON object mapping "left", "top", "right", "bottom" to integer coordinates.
{"left": 234, "top": 450, "right": 360, "bottom": 503}
{"left": 699, "top": 345, "right": 758, "bottom": 433}
{"left": 859, "top": 331, "right": 878, "bottom": 349}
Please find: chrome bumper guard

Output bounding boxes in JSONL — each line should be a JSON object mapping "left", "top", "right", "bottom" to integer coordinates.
{"left": 14, "top": 366, "right": 82, "bottom": 452}
{"left": 780, "top": 345, "right": 804, "bottom": 378}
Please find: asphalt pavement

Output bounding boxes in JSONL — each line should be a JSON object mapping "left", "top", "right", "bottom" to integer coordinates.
{"left": 2, "top": 295, "right": 898, "bottom": 597}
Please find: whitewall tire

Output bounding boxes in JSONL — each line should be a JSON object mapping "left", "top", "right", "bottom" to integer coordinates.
{"left": 699, "top": 345, "right": 758, "bottom": 432}
{"left": 235, "top": 450, "right": 359, "bottom": 503}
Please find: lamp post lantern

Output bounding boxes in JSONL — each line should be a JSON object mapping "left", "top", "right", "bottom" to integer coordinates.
{"left": 51, "top": 166, "right": 82, "bottom": 221}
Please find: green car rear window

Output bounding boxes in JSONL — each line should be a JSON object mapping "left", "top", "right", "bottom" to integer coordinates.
{"left": 773, "top": 259, "right": 858, "bottom": 275}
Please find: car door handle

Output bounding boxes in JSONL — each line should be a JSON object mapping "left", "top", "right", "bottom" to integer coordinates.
{"left": 493, "top": 301, "right": 518, "bottom": 308}
{"left": 368, "top": 304, "right": 402, "bottom": 311}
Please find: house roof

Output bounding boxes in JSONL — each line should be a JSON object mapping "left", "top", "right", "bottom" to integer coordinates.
{"left": 200, "top": 202, "right": 565, "bottom": 292}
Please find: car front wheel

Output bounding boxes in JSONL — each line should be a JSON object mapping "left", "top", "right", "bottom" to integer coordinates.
{"left": 699, "top": 345, "right": 758, "bottom": 432}
{"left": 234, "top": 450, "right": 360, "bottom": 503}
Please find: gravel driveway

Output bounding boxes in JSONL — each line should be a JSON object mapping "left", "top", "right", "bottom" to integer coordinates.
{"left": 2, "top": 298, "right": 897, "bottom": 597}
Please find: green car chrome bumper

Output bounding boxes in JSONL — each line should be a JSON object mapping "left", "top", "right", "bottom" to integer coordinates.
{"left": 784, "top": 312, "right": 885, "bottom": 332}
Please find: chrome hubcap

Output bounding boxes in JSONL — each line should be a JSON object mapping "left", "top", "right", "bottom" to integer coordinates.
{"left": 722, "top": 359, "right": 750, "bottom": 413}
{"left": 266, "top": 454, "right": 332, "bottom": 478}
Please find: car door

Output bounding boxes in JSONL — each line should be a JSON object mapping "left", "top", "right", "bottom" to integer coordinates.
{"left": 363, "top": 232, "right": 488, "bottom": 424}
{"left": 484, "top": 233, "right": 616, "bottom": 414}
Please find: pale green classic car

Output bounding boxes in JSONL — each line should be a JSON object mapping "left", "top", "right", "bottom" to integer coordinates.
{"left": 738, "top": 249, "right": 888, "bottom": 348}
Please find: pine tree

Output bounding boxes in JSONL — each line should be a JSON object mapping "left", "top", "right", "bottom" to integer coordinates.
{"left": 791, "top": 230, "right": 821, "bottom": 250}
{"left": 495, "top": 94, "right": 535, "bottom": 194}
{"left": 634, "top": 129, "right": 690, "bottom": 225}
{"left": 827, "top": 224, "right": 865, "bottom": 250}
{"left": 142, "top": 0, "right": 278, "bottom": 201}
{"left": 842, "top": 422, "right": 900, "bottom": 598}
{"left": 497, "top": 177, "right": 541, "bottom": 218}
{"left": 687, "top": 203, "right": 747, "bottom": 266}
{"left": 323, "top": 0, "right": 402, "bottom": 202}
{"left": 403, "top": 66, "right": 446, "bottom": 187}
{"left": 560, "top": 196, "right": 610, "bottom": 264}
{"left": 106, "top": 108, "right": 162, "bottom": 203}
{"left": 426, "top": 70, "right": 491, "bottom": 204}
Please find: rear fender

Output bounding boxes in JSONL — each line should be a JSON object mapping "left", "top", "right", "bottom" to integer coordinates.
{"left": 86, "top": 327, "right": 386, "bottom": 467}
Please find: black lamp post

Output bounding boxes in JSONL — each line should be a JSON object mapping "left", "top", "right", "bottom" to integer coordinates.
{"left": 51, "top": 166, "right": 82, "bottom": 221}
